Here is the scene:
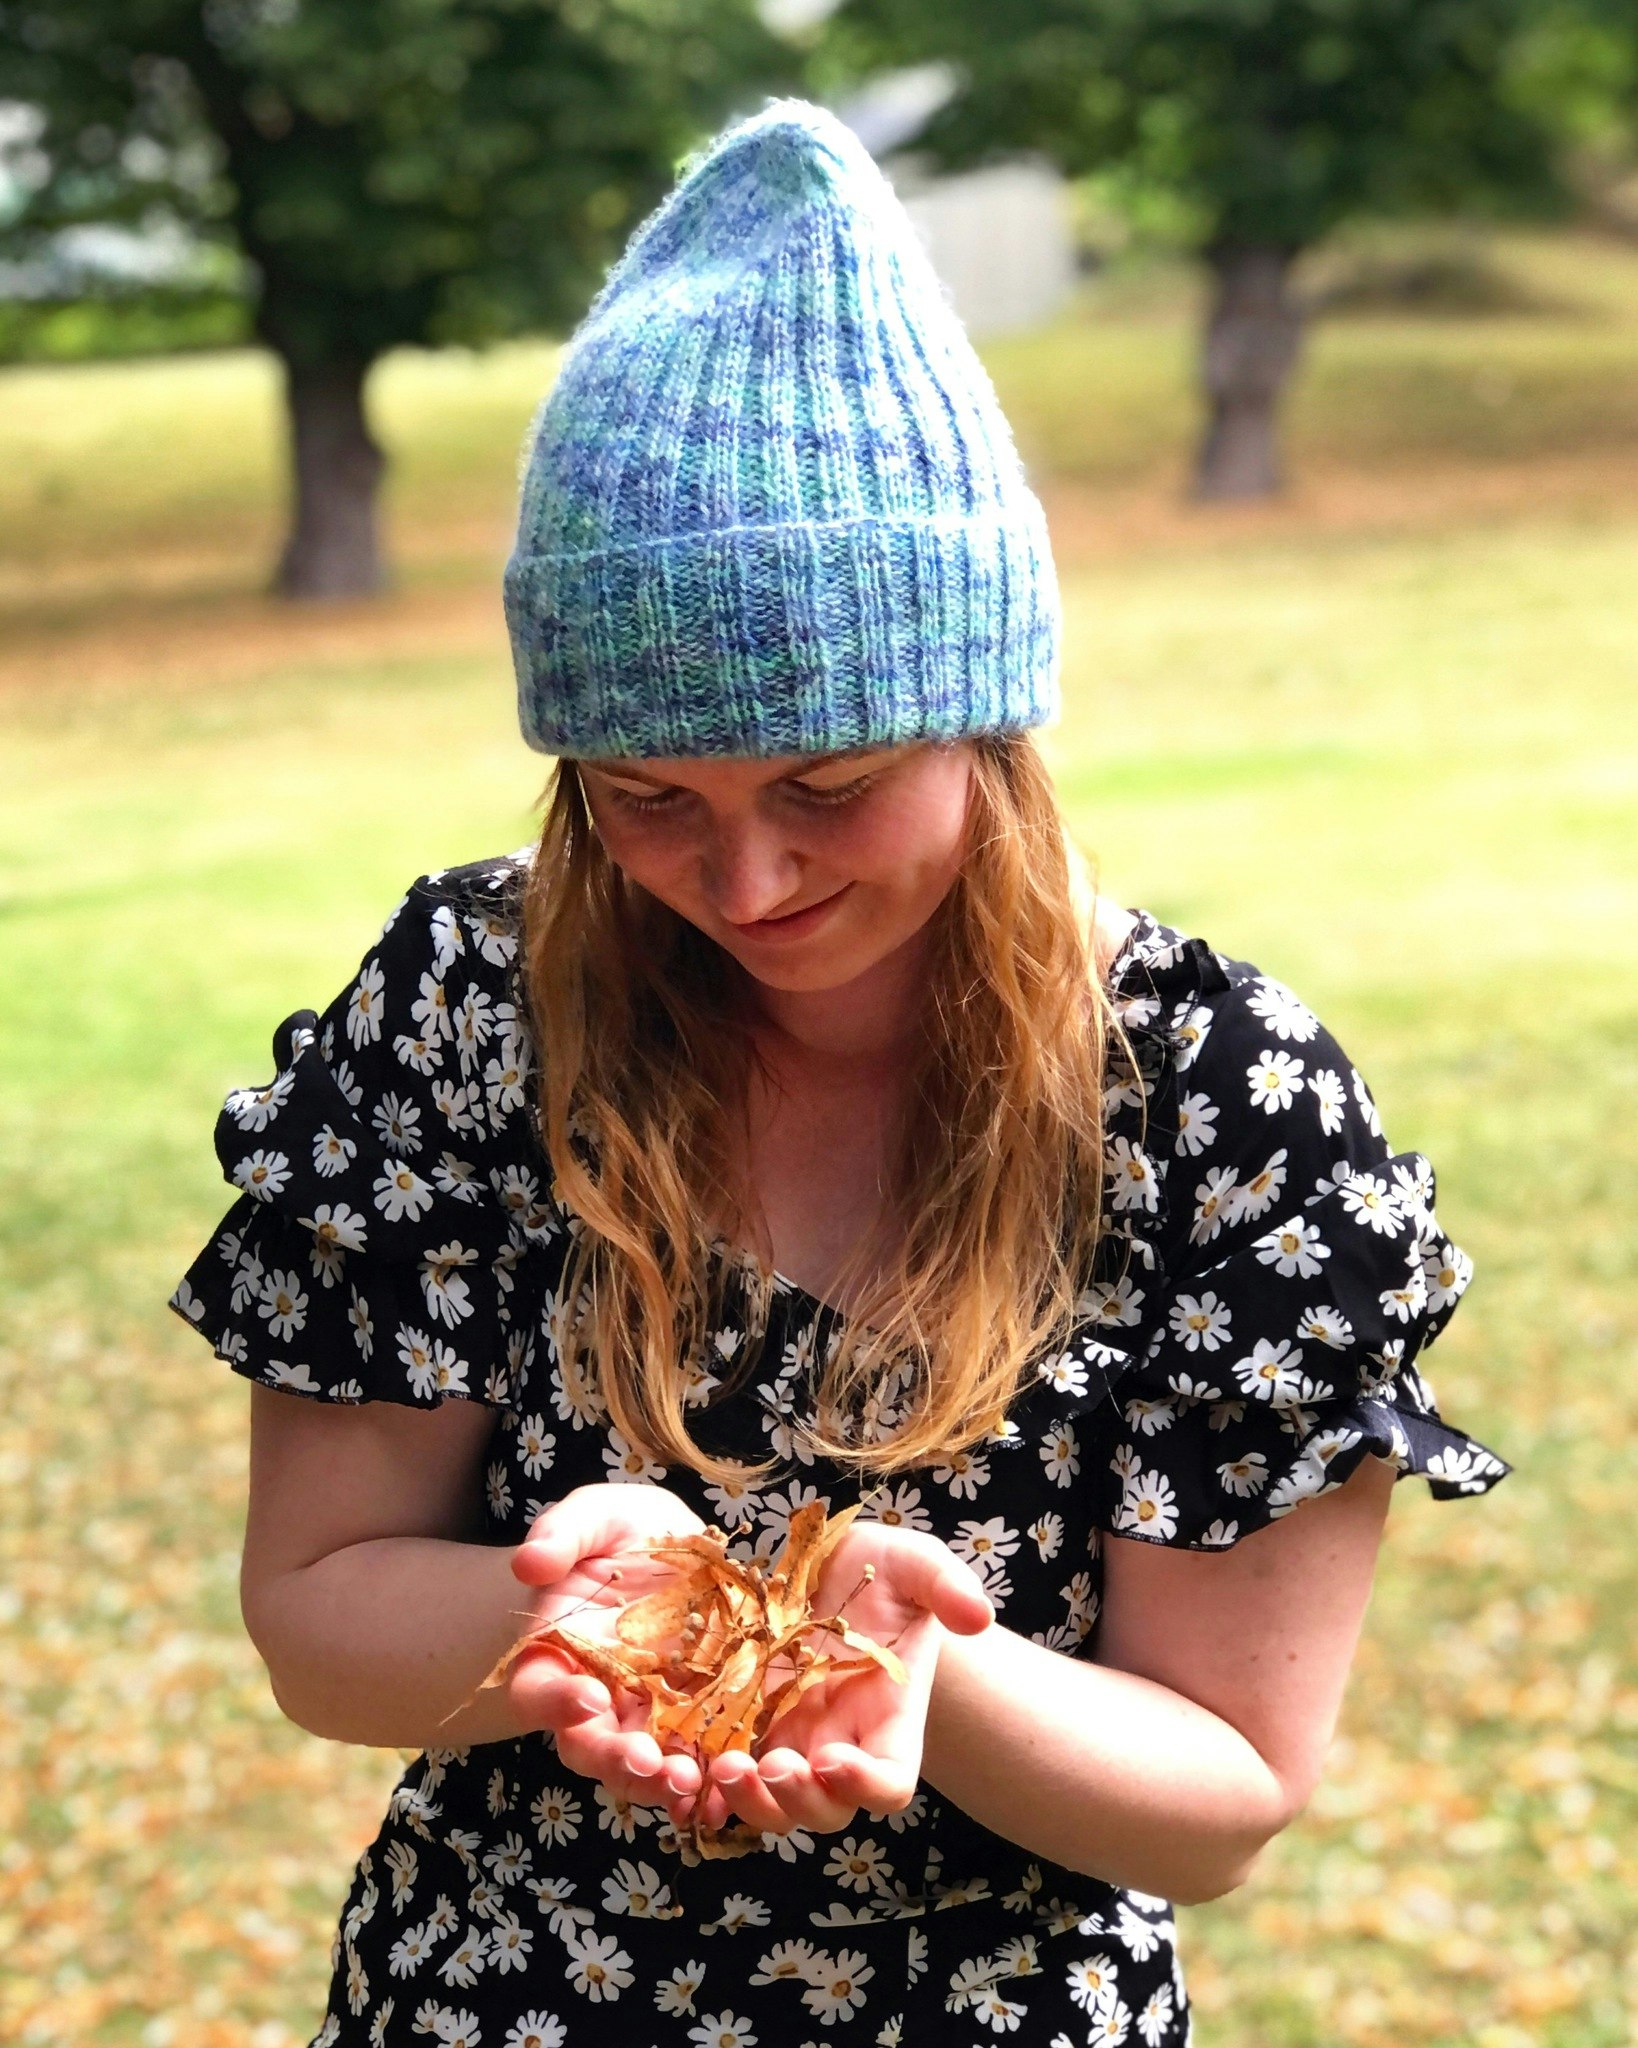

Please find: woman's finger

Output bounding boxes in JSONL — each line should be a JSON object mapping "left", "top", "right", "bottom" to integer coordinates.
{"left": 811, "top": 1738, "right": 915, "bottom": 1815}
{"left": 753, "top": 1748, "right": 857, "bottom": 1834}
{"left": 512, "top": 1485, "right": 703, "bottom": 1588}
{"left": 879, "top": 1531, "right": 995, "bottom": 1634}
{"left": 706, "top": 1752, "right": 805, "bottom": 1837}
{"left": 506, "top": 1645, "right": 613, "bottom": 1732}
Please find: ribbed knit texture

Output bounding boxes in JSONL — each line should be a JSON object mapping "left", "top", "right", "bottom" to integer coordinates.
{"left": 505, "top": 97, "right": 1061, "bottom": 759}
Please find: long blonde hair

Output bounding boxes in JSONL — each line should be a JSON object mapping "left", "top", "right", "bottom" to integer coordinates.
{"left": 518, "top": 732, "right": 1126, "bottom": 1486}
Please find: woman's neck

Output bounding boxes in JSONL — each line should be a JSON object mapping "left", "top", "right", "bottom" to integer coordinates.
{"left": 743, "top": 927, "right": 931, "bottom": 1069}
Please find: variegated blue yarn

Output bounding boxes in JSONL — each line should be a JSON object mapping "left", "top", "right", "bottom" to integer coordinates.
{"left": 504, "top": 96, "right": 1061, "bottom": 760}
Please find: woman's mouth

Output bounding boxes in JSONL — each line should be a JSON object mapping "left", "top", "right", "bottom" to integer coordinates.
{"left": 726, "top": 884, "right": 853, "bottom": 942}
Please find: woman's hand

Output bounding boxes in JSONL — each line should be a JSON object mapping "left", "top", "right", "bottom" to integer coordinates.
{"left": 667, "top": 1520, "right": 995, "bottom": 1840}
{"left": 506, "top": 1483, "right": 712, "bottom": 1813}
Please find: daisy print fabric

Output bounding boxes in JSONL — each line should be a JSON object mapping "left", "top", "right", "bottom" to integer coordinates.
{"left": 169, "top": 856, "right": 1510, "bottom": 2047}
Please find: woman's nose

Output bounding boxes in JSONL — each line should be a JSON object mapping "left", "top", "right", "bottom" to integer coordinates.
{"left": 701, "top": 814, "right": 803, "bottom": 925}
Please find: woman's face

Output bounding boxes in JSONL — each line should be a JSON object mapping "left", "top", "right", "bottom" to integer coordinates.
{"left": 575, "top": 740, "right": 975, "bottom": 995}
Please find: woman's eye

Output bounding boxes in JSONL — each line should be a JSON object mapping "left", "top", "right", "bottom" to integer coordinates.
{"left": 787, "top": 772, "right": 878, "bottom": 809}
{"left": 606, "top": 784, "right": 682, "bottom": 816}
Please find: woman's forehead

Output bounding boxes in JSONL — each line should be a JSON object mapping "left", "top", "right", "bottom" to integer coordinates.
{"left": 574, "top": 743, "right": 929, "bottom": 789}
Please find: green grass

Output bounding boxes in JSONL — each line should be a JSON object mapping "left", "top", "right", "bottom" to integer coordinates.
{"left": 3, "top": 225, "right": 1637, "bottom": 2047}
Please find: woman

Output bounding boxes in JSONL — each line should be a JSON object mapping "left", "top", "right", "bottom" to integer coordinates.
{"left": 170, "top": 100, "right": 1511, "bottom": 2048}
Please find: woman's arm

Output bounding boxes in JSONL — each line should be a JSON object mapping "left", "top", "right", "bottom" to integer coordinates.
{"left": 919, "top": 1452, "right": 1397, "bottom": 1906}
{"left": 239, "top": 1388, "right": 709, "bottom": 1779}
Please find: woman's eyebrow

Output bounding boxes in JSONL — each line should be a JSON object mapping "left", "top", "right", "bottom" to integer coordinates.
{"left": 584, "top": 749, "right": 870, "bottom": 790}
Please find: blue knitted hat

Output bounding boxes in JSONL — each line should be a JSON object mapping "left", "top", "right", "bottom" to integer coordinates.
{"left": 504, "top": 96, "right": 1061, "bottom": 759}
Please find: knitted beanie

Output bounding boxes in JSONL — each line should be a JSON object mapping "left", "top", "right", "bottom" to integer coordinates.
{"left": 504, "top": 96, "right": 1061, "bottom": 760}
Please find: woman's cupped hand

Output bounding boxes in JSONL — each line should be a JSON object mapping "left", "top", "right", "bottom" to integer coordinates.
{"left": 506, "top": 1486, "right": 994, "bottom": 1840}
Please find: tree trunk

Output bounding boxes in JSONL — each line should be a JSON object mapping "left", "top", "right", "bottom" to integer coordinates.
{"left": 274, "top": 352, "right": 387, "bottom": 600}
{"left": 1194, "top": 243, "right": 1305, "bottom": 502}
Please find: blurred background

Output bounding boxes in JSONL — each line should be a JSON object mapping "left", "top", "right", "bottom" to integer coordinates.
{"left": 2, "top": 2, "right": 1635, "bottom": 2043}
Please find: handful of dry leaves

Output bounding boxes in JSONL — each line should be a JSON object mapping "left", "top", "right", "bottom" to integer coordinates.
{"left": 467, "top": 1500, "right": 906, "bottom": 1860}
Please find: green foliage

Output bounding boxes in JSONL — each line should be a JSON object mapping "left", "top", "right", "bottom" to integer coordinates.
{"left": 0, "top": 0, "right": 801, "bottom": 366}
{"left": 838, "top": 0, "right": 1574, "bottom": 252}
{"left": 0, "top": 284, "right": 251, "bottom": 361}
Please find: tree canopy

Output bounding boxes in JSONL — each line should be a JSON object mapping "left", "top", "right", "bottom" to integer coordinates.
{"left": 0, "top": 0, "right": 799, "bottom": 590}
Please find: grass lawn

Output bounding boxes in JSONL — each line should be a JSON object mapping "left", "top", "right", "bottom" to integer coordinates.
{"left": 2, "top": 228, "right": 1636, "bottom": 2047}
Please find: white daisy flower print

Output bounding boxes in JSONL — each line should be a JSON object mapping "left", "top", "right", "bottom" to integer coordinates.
{"left": 1113, "top": 1468, "right": 1179, "bottom": 1541}
{"left": 262, "top": 1358, "right": 321, "bottom": 1393}
{"left": 226, "top": 1071, "right": 294, "bottom": 1132}
{"left": 700, "top": 1893, "right": 770, "bottom": 1934}
{"left": 410, "top": 971, "right": 453, "bottom": 1044}
{"left": 258, "top": 1268, "right": 308, "bottom": 1343}
{"left": 1028, "top": 1511, "right": 1064, "bottom": 1560}
{"left": 701, "top": 1463, "right": 767, "bottom": 1528}
{"left": 823, "top": 1837, "right": 893, "bottom": 1893}
{"left": 233, "top": 1149, "right": 292, "bottom": 1203}
{"left": 1254, "top": 1216, "right": 1329, "bottom": 1279}
{"left": 1190, "top": 1166, "right": 1240, "bottom": 1245}
{"left": 346, "top": 959, "right": 386, "bottom": 1048}
{"left": 1037, "top": 1350, "right": 1090, "bottom": 1397}
{"left": 1226, "top": 1147, "right": 1287, "bottom": 1224}
{"left": 1339, "top": 1168, "right": 1402, "bottom": 1234}
{"left": 802, "top": 1949, "right": 874, "bottom": 2025}
{"left": 487, "top": 1911, "right": 533, "bottom": 1973}
{"left": 514, "top": 1414, "right": 556, "bottom": 1480}
{"left": 1167, "top": 1291, "right": 1231, "bottom": 1352}
{"left": 431, "top": 1078, "right": 481, "bottom": 1134}
{"left": 312, "top": 1124, "right": 356, "bottom": 1176}
{"left": 421, "top": 1241, "right": 478, "bottom": 1328}
{"left": 1066, "top": 1953, "right": 1122, "bottom": 2012}
{"left": 932, "top": 1446, "right": 990, "bottom": 1499}
{"left": 1122, "top": 1395, "right": 1176, "bottom": 1437}
{"left": 1172, "top": 1088, "right": 1219, "bottom": 1157}
{"left": 1170, "top": 1003, "right": 1213, "bottom": 1068}
{"left": 1076, "top": 1274, "right": 1145, "bottom": 1327}
{"left": 1198, "top": 1518, "right": 1240, "bottom": 1547}
{"left": 427, "top": 903, "right": 464, "bottom": 973}
{"left": 688, "top": 2011, "right": 757, "bottom": 2048}
{"left": 600, "top": 1859, "right": 672, "bottom": 1918}
{"left": 656, "top": 1961, "right": 708, "bottom": 2015}
{"left": 387, "top": 1920, "right": 438, "bottom": 1977}
{"left": 1137, "top": 1982, "right": 1176, "bottom": 2045}
{"left": 1217, "top": 1451, "right": 1270, "bottom": 1496}
{"left": 564, "top": 1927, "right": 634, "bottom": 2001}
{"left": 373, "top": 1159, "right": 434, "bottom": 1223}
{"left": 435, "top": 1922, "right": 488, "bottom": 1987}
{"left": 397, "top": 1328, "right": 469, "bottom": 1401}
{"left": 394, "top": 1032, "right": 442, "bottom": 1075}
{"left": 749, "top": 1939, "right": 823, "bottom": 1987}
{"left": 604, "top": 1427, "right": 666, "bottom": 1485}
{"left": 504, "top": 2017, "right": 565, "bottom": 2048}
{"left": 858, "top": 1481, "right": 934, "bottom": 1533}
{"left": 1381, "top": 1271, "right": 1428, "bottom": 1322}
{"left": 1231, "top": 1338, "right": 1308, "bottom": 1406}
{"left": 1115, "top": 1900, "right": 1165, "bottom": 1959}
{"left": 372, "top": 1089, "right": 423, "bottom": 1157}
{"left": 1105, "top": 1137, "right": 1160, "bottom": 1214}
{"left": 1038, "top": 1423, "right": 1079, "bottom": 1488}
{"left": 1247, "top": 1047, "right": 1305, "bottom": 1114}
{"left": 1310, "top": 1065, "right": 1347, "bottom": 1136}
{"left": 1244, "top": 977, "right": 1319, "bottom": 1043}
{"left": 1296, "top": 1303, "right": 1353, "bottom": 1348}
{"left": 1426, "top": 1444, "right": 1508, "bottom": 1492}
{"left": 347, "top": 1287, "right": 374, "bottom": 1358}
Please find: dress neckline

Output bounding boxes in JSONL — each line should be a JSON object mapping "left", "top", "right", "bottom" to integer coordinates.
{"left": 732, "top": 905, "right": 1183, "bottom": 1330}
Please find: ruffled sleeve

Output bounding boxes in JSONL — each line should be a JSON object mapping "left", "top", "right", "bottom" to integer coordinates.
{"left": 1085, "top": 947, "right": 1512, "bottom": 1550}
{"left": 167, "top": 861, "right": 552, "bottom": 1409}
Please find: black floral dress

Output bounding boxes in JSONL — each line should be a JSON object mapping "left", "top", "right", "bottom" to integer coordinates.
{"left": 169, "top": 853, "right": 1512, "bottom": 2048}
